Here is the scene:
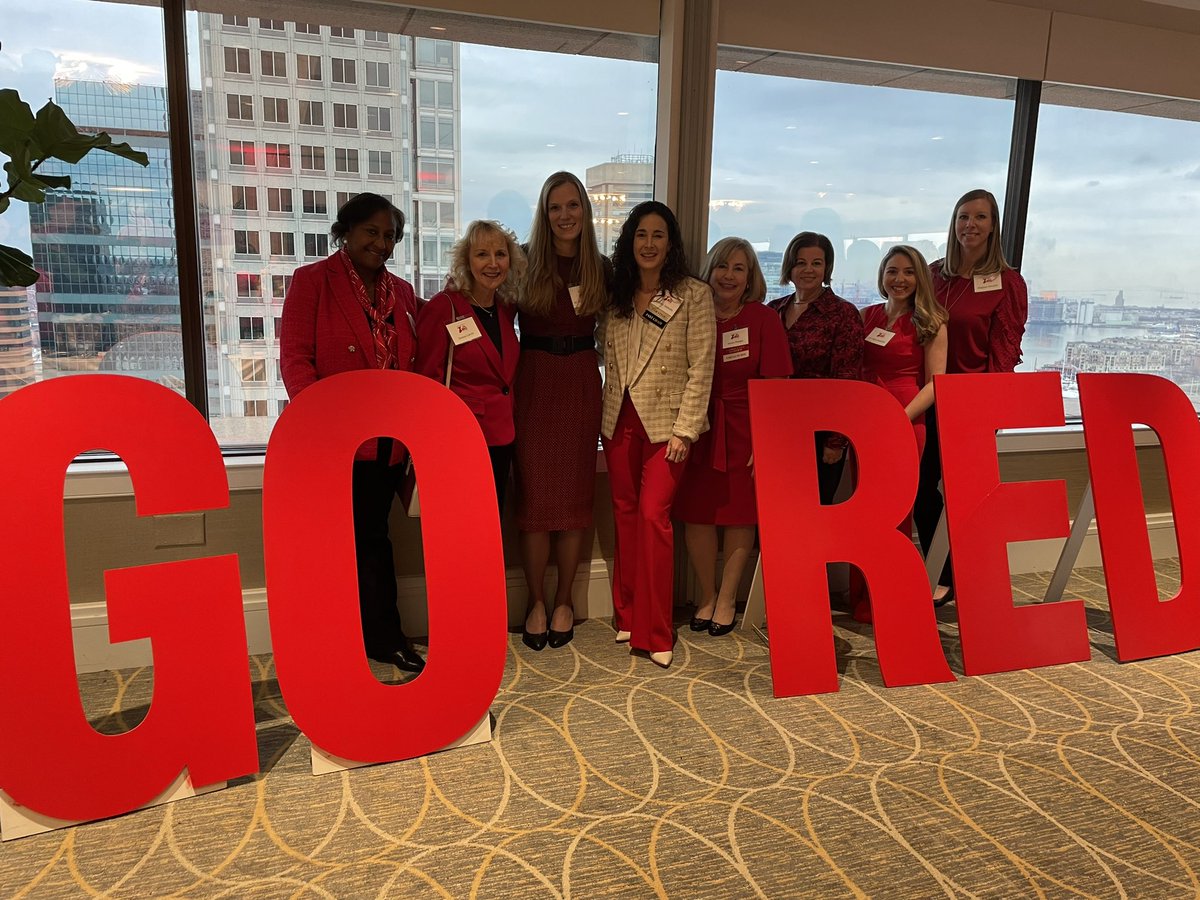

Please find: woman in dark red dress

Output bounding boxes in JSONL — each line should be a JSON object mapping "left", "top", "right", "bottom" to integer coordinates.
{"left": 851, "top": 244, "right": 947, "bottom": 622}
{"left": 913, "top": 189, "right": 1028, "bottom": 605}
{"left": 514, "top": 172, "right": 610, "bottom": 651}
{"left": 675, "top": 237, "right": 792, "bottom": 635}
{"left": 767, "top": 232, "right": 864, "bottom": 504}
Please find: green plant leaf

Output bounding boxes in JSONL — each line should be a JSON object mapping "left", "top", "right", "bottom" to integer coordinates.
{"left": 0, "top": 244, "right": 38, "bottom": 288}
{"left": 0, "top": 90, "right": 37, "bottom": 158}
{"left": 3, "top": 161, "right": 47, "bottom": 204}
{"left": 31, "top": 100, "right": 149, "bottom": 167}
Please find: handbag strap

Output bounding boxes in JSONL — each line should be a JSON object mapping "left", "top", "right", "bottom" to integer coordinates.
{"left": 444, "top": 340, "right": 454, "bottom": 389}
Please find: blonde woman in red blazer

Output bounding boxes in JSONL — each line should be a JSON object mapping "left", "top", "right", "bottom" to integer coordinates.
{"left": 416, "top": 220, "right": 526, "bottom": 512}
{"left": 280, "top": 193, "right": 424, "bottom": 674}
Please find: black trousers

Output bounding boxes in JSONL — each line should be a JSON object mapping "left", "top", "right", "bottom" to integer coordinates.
{"left": 913, "top": 407, "right": 953, "bottom": 587}
{"left": 815, "top": 432, "right": 846, "bottom": 506}
{"left": 489, "top": 442, "right": 514, "bottom": 513}
{"left": 351, "top": 449, "right": 407, "bottom": 659}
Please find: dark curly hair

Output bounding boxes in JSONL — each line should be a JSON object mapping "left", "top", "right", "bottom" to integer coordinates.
{"left": 330, "top": 192, "right": 405, "bottom": 244}
{"left": 611, "top": 201, "right": 691, "bottom": 318}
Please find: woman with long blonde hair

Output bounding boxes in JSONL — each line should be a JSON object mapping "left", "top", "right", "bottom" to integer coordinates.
{"left": 514, "top": 172, "right": 610, "bottom": 651}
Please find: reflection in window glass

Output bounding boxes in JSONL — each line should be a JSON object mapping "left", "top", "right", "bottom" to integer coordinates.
{"left": 1022, "top": 86, "right": 1200, "bottom": 414}
{"left": 709, "top": 50, "right": 1013, "bottom": 305}
{"left": 0, "top": 4, "right": 178, "bottom": 399}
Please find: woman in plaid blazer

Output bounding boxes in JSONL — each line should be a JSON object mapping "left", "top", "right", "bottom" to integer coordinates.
{"left": 599, "top": 201, "right": 716, "bottom": 669}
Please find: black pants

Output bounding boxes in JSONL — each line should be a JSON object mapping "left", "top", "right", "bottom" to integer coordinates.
{"left": 815, "top": 432, "right": 846, "bottom": 505}
{"left": 351, "top": 450, "right": 407, "bottom": 659}
{"left": 913, "top": 407, "right": 953, "bottom": 587}
{"left": 489, "top": 442, "right": 514, "bottom": 513}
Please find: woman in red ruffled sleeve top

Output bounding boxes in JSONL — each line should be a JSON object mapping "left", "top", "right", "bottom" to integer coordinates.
{"left": 914, "top": 189, "right": 1029, "bottom": 606}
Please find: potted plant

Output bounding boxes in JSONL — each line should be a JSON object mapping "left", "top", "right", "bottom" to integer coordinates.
{"left": 0, "top": 87, "right": 150, "bottom": 287}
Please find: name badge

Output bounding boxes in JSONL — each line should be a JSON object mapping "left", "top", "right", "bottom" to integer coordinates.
{"left": 446, "top": 317, "right": 483, "bottom": 345}
{"left": 723, "top": 348, "right": 750, "bottom": 363}
{"left": 722, "top": 327, "right": 750, "bottom": 350}
{"left": 568, "top": 285, "right": 583, "bottom": 314}
{"left": 974, "top": 273, "right": 1003, "bottom": 293}
{"left": 648, "top": 293, "right": 682, "bottom": 323}
{"left": 865, "top": 327, "right": 895, "bottom": 347}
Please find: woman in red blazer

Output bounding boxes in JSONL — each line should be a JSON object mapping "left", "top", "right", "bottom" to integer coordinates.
{"left": 416, "top": 220, "right": 525, "bottom": 512}
{"left": 280, "top": 193, "right": 425, "bottom": 674}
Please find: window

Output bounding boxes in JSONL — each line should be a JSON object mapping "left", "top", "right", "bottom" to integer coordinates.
{"left": 300, "top": 145, "right": 326, "bottom": 172}
{"left": 269, "top": 232, "right": 296, "bottom": 257}
{"left": 222, "top": 15, "right": 248, "bottom": 27}
{"left": 260, "top": 50, "right": 286, "bottom": 78}
{"left": 296, "top": 54, "right": 322, "bottom": 82}
{"left": 236, "top": 274, "right": 261, "bottom": 298}
{"left": 298, "top": 99, "right": 324, "bottom": 127}
{"left": 263, "top": 142, "right": 290, "bottom": 170}
{"left": 334, "top": 147, "right": 359, "bottom": 174}
{"left": 368, "top": 149, "right": 392, "bottom": 176}
{"left": 224, "top": 47, "right": 250, "bottom": 75}
{"left": 329, "top": 26, "right": 355, "bottom": 39}
{"left": 331, "top": 58, "right": 356, "bottom": 85}
{"left": 226, "top": 93, "right": 253, "bottom": 121}
{"left": 266, "top": 187, "right": 293, "bottom": 213}
{"left": 365, "top": 61, "right": 390, "bottom": 89}
{"left": 293, "top": 22, "right": 320, "bottom": 35}
{"left": 259, "top": 19, "right": 284, "bottom": 31}
{"left": 262, "top": 97, "right": 288, "bottom": 124}
{"left": 304, "top": 233, "right": 329, "bottom": 257}
{"left": 241, "top": 359, "right": 267, "bottom": 382}
{"left": 417, "top": 157, "right": 454, "bottom": 189}
{"left": 273, "top": 317, "right": 283, "bottom": 338}
{"left": 421, "top": 200, "right": 455, "bottom": 229}
{"left": 244, "top": 400, "right": 269, "bottom": 417}
{"left": 233, "top": 230, "right": 259, "bottom": 255}
{"left": 365, "top": 105, "right": 391, "bottom": 133}
{"left": 363, "top": 30, "right": 388, "bottom": 44}
{"left": 271, "top": 275, "right": 292, "bottom": 299}
{"left": 336, "top": 191, "right": 359, "bottom": 211}
{"left": 302, "top": 190, "right": 327, "bottom": 215}
{"left": 231, "top": 185, "right": 257, "bottom": 211}
{"left": 333, "top": 102, "right": 358, "bottom": 129}
{"left": 418, "top": 80, "right": 453, "bottom": 109}
{"left": 419, "top": 113, "right": 454, "bottom": 150}
{"left": 229, "top": 140, "right": 255, "bottom": 167}
{"left": 415, "top": 38, "right": 452, "bottom": 69}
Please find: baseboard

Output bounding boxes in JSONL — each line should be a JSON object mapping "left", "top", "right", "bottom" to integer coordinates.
{"left": 68, "top": 516, "right": 1175, "bottom": 674}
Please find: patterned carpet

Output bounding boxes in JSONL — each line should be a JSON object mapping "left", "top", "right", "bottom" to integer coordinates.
{"left": 5, "top": 562, "right": 1200, "bottom": 898}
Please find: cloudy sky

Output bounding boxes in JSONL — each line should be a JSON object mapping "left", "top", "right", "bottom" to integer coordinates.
{"left": 3, "top": 0, "right": 1199, "bottom": 310}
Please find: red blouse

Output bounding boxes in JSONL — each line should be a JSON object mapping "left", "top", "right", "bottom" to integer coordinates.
{"left": 930, "top": 261, "right": 1027, "bottom": 374}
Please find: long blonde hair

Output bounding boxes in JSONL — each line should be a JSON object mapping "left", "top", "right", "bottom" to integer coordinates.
{"left": 940, "top": 188, "right": 1012, "bottom": 277}
{"left": 522, "top": 171, "right": 608, "bottom": 317}
{"left": 447, "top": 220, "right": 527, "bottom": 304}
{"left": 700, "top": 237, "right": 767, "bottom": 303}
{"left": 878, "top": 245, "right": 947, "bottom": 345}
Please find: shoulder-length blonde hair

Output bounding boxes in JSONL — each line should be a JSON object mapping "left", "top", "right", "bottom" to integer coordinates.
{"left": 522, "top": 171, "right": 608, "bottom": 317}
{"left": 878, "top": 244, "right": 947, "bottom": 345}
{"left": 447, "top": 220, "right": 527, "bottom": 304}
{"left": 700, "top": 237, "right": 767, "bottom": 304}
{"left": 941, "top": 188, "right": 1012, "bottom": 278}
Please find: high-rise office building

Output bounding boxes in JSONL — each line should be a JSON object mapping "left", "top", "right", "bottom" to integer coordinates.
{"left": 0, "top": 286, "right": 37, "bottom": 398}
{"left": 30, "top": 80, "right": 181, "bottom": 387}
{"left": 586, "top": 154, "right": 653, "bottom": 254}
{"left": 197, "top": 16, "right": 461, "bottom": 434}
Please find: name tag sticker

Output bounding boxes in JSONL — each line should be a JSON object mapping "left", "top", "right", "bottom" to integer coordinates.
{"left": 648, "top": 293, "right": 682, "bottom": 322}
{"left": 723, "top": 349, "right": 750, "bottom": 363}
{"left": 723, "top": 327, "right": 750, "bottom": 349}
{"left": 568, "top": 285, "right": 584, "bottom": 314}
{"left": 447, "top": 317, "right": 483, "bottom": 345}
{"left": 865, "top": 327, "right": 895, "bottom": 347}
{"left": 974, "top": 273, "right": 1003, "bottom": 293}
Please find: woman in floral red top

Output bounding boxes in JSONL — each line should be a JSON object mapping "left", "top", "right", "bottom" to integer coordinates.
{"left": 767, "top": 231, "right": 864, "bottom": 503}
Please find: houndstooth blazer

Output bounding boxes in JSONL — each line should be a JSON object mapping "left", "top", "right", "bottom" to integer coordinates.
{"left": 599, "top": 276, "right": 716, "bottom": 444}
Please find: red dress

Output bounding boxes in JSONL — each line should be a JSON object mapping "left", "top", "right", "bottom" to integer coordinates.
{"left": 674, "top": 302, "right": 793, "bottom": 526}
{"left": 861, "top": 304, "right": 927, "bottom": 459}
{"left": 513, "top": 255, "right": 602, "bottom": 531}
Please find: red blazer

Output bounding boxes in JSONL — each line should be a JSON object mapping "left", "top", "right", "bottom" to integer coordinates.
{"left": 280, "top": 253, "right": 418, "bottom": 463}
{"left": 415, "top": 289, "right": 519, "bottom": 446}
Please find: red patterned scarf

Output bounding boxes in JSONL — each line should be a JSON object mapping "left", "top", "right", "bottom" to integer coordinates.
{"left": 340, "top": 249, "right": 397, "bottom": 369}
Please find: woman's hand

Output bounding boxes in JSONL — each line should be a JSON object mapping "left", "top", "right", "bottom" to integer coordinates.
{"left": 822, "top": 445, "right": 844, "bottom": 465}
{"left": 666, "top": 435, "right": 692, "bottom": 464}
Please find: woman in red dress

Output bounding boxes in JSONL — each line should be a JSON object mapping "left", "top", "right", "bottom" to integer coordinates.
{"left": 675, "top": 238, "right": 792, "bottom": 635}
{"left": 913, "top": 189, "right": 1028, "bottom": 606}
{"left": 851, "top": 245, "right": 948, "bottom": 622}
{"left": 514, "top": 172, "right": 610, "bottom": 651}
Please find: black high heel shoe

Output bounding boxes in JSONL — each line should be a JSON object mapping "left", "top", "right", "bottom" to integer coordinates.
{"left": 522, "top": 627, "right": 549, "bottom": 651}
{"left": 690, "top": 598, "right": 716, "bottom": 631}
{"left": 547, "top": 626, "right": 574, "bottom": 648}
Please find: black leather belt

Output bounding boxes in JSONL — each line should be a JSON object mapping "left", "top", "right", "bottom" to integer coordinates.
{"left": 520, "top": 334, "right": 596, "bottom": 355}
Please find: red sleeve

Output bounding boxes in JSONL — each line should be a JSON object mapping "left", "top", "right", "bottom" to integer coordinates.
{"left": 279, "top": 264, "right": 319, "bottom": 399}
{"left": 987, "top": 270, "right": 1028, "bottom": 373}
{"left": 829, "top": 300, "right": 865, "bottom": 381}
{"left": 757, "top": 305, "right": 793, "bottom": 378}
{"left": 415, "top": 292, "right": 454, "bottom": 383}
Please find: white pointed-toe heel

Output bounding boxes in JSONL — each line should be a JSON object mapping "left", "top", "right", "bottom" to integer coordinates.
{"left": 649, "top": 650, "right": 673, "bottom": 669}
{"left": 615, "top": 630, "right": 631, "bottom": 643}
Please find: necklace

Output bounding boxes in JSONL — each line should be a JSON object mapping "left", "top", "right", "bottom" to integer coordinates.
{"left": 465, "top": 290, "right": 497, "bottom": 316}
{"left": 943, "top": 277, "right": 972, "bottom": 312}
{"left": 715, "top": 303, "right": 744, "bottom": 322}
